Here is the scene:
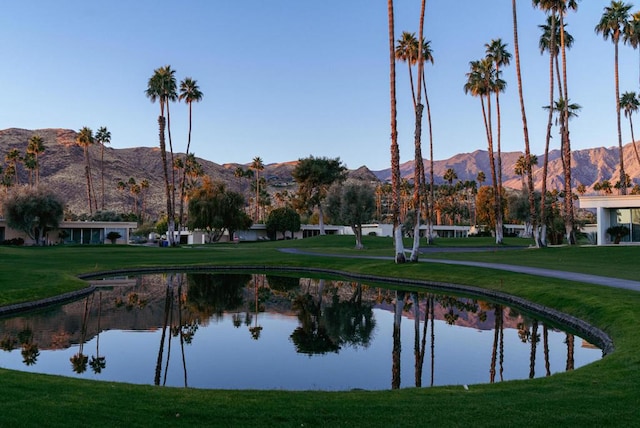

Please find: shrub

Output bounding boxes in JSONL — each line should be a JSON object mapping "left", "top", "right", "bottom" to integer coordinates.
{"left": 606, "top": 225, "right": 629, "bottom": 244}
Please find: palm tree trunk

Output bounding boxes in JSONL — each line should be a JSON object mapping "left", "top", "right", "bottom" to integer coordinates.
{"left": 422, "top": 74, "right": 435, "bottom": 245}
{"left": 615, "top": 40, "right": 627, "bottom": 195}
{"left": 388, "top": 0, "right": 405, "bottom": 263}
{"left": 179, "top": 102, "right": 193, "bottom": 232}
{"left": 101, "top": 143, "right": 105, "bottom": 211}
{"left": 512, "top": 0, "right": 539, "bottom": 247}
{"left": 410, "top": 0, "right": 426, "bottom": 263}
{"left": 483, "top": 91, "right": 503, "bottom": 244}
{"left": 166, "top": 103, "right": 176, "bottom": 243}
{"left": 84, "top": 147, "right": 93, "bottom": 214}
{"left": 560, "top": 15, "right": 575, "bottom": 244}
{"left": 540, "top": 16, "right": 556, "bottom": 248}
{"left": 158, "top": 115, "right": 173, "bottom": 245}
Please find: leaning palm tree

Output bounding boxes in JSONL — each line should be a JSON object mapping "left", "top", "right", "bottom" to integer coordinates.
{"left": 178, "top": 77, "right": 203, "bottom": 231}
{"left": 511, "top": 2, "right": 539, "bottom": 246}
{"left": 146, "top": 66, "right": 177, "bottom": 245}
{"left": 388, "top": 0, "right": 405, "bottom": 263}
{"left": 620, "top": 91, "right": 640, "bottom": 166}
{"left": 95, "top": 126, "right": 111, "bottom": 210}
{"left": 420, "top": 40, "right": 436, "bottom": 245}
{"left": 26, "top": 134, "right": 45, "bottom": 186}
{"left": 395, "top": 31, "right": 419, "bottom": 109}
{"left": 596, "top": 1, "right": 633, "bottom": 196}
{"left": 533, "top": 0, "right": 579, "bottom": 244}
{"left": 76, "top": 127, "right": 95, "bottom": 214}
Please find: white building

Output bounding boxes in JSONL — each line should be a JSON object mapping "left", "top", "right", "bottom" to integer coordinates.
{"left": 578, "top": 195, "right": 640, "bottom": 245}
{"left": 0, "top": 220, "right": 137, "bottom": 245}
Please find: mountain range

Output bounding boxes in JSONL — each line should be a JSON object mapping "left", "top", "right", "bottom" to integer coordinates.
{"left": 1, "top": 127, "right": 638, "bottom": 218}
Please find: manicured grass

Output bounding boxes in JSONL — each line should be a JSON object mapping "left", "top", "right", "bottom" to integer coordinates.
{"left": 0, "top": 238, "right": 639, "bottom": 427}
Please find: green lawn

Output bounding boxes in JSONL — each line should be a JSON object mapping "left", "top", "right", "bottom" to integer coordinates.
{"left": 0, "top": 237, "right": 638, "bottom": 427}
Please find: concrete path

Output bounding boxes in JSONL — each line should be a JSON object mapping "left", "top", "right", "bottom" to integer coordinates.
{"left": 279, "top": 248, "right": 640, "bottom": 292}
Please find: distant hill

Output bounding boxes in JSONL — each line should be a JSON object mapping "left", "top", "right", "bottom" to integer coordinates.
{"left": 0, "top": 127, "right": 637, "bottom": 218}
{"left": 372, "top": 144, "right": 640, "bottom": 191}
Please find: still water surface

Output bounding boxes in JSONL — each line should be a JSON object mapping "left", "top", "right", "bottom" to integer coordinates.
{"left": 0, "top": 272, "right": 602, "bottom": 390}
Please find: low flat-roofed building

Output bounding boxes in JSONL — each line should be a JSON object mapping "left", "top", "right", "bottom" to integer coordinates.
{"left": 578, "top": 195, "right": 640, "bottom": 245}
{"left": 0, "top": 219, "right": 137, "bottom": 245}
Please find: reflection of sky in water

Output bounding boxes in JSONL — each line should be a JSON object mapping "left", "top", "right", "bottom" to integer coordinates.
{"left": 0, "top": 307, "right": 602, "bottom": 391}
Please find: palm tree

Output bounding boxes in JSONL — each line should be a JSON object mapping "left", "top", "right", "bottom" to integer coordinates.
{"left": 95, "top": 126, "right": 111, "bottom": 211}
{"left": 4, "top": 148, "right": 22, "bottom": 186}
{"left": 485, "top": 39, "right": 511, "bottom": 193}
{"left": 620, "top": 91, "right": 640, "bottom": 167}
{"left": 511, "top": 2, "right": 539, "bottom": 246}
{"left": 395, "top": 31, "right": 419, "bottom": 109}
{"left": 464, "top": 57, "right": 504, "bottom": 244}
{"left": 394, "top": 20, "right": 426, "bottom": 261}
{"left": 250, "top": 157, "right": 264, "bottom": 222}
{"left": 26, "top": 134, "right": 45, "bottom": 186}
{"left": 420, "top": 40, "right": 437, "bottom": 245}
{"left": 96, "top": 126, "right": 111, "bottom": 210}
{"left": 146, "top": 65, "right": 177, "bottom": 245}
{"left": 178, "top": 77, "right": 203, "bottom": 231}
{"left": 140, "top": 178, "right": 150, "bottom": 222}
{"left": 388, "top": 0, "right": 405, "bottom": 263}
{"left": 596, "top": 1, "right": 633, "bottom": 195}
{"left": 76, "top": 127, "right": 95, "bottom": 214}
{"left": 408, "top": 0, "right": 427, "bottom": 262}
{"left": 443, "top": 168, "right": 458, "bottom": 185}
{"left": 534, "top": 0, "right": 579, "bottom": 244}
{"left": 538, "top": 14, "right": 574, "bottom": 246}
{"left": 625, "top": 11, "right": 640, "bottom": 86}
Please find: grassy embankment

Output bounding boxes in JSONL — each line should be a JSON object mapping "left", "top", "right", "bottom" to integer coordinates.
{"left": 0, "top": 236, "right": 638, "bottom": 427}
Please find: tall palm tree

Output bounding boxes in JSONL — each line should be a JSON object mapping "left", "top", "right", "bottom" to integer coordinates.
{"left": 26, "top": 135, "right": 45, "bottom": 186}
{"left": 395, "top": 28, "right": 425, "bottom": 260}
{"left": 388, "top": 0, "right": 405, "bottom": 263}
{"left": 596, "top": 1, "right": 633, "bottom": 196}
{"left": 511, "top": 2, "right": 539, "bottom": 246}
{"left": 533, "top": 0, "right": 579, "bottom": 244}
{"left": 95, "top": 126, "right": 111, "bottom": 210}
{"left": 464, "top": 57, "right": 504, "bottom": 244}
{"left": 76, "top": 127, "right": 95, "bottom": 214}
{"left": 485, "top": 39, "right": 511, "bottom": 194}
{"left": 146, "top": 65, "right": 177, "bottom": 245}
{"left": 538, "top": 14, "right": 574, "bottom": 246}
{"left": 250, "top": 156, "right": 264, "bottom": 222}
{"left": 407, "top": 0, "right": 427, "bottom": 262}
{"left": 178, "top": 77, "right": 203, "bottom": 231}
{"left": 420, "top": 40, "right": 437, "bottom": 245}
{"left": 620, "top": 91, "right": 640, "bottom": 166}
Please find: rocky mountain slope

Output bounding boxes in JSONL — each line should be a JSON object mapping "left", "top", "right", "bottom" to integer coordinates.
{"left": 1, "top": 127, "right": 637, "bottom": 219}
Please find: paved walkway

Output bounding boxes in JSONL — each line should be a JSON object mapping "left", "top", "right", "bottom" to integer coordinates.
{"left": 279, "top": 248, "right": 640, "bottom": 292}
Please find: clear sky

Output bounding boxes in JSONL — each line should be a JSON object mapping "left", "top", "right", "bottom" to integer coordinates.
{"left": 1, "top": 1, "right": 638, "bottom": 171}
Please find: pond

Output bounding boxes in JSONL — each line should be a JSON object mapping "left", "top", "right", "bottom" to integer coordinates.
{"left": 0, "top": 272, "right": 602, "bottom": 391}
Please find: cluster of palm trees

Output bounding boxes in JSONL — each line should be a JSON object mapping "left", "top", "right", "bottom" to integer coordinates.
{"left": 386, "top": 1, "right": 640, "bottom": 252}
{"left": 146, "top": 66, "right": 203, "bottom": 245}
{"left": 76, "top": 126, "right": 111, "bottom": 215}
{"left": 0, "top": 134, "right": 46, "bottom": 190}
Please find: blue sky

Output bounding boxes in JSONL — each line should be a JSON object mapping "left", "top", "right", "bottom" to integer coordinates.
{"left": 1, "top": 1, "right": 638, "bottom": 171}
